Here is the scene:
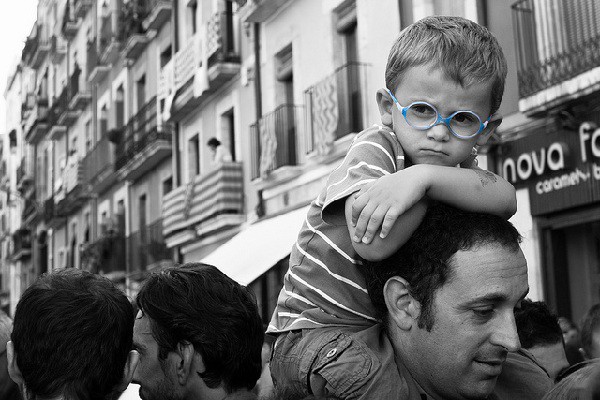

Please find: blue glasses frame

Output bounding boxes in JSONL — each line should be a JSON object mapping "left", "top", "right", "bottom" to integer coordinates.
{"left": 385, "top": 88, "right": 490, "bottom": 139}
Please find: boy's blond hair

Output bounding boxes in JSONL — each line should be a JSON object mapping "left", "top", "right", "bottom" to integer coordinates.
{"left": 386, "top": 15, "right": 507, "bottom": 115}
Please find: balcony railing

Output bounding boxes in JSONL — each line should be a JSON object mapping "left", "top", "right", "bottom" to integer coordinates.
{"left": 162, "top": 162, "right": 244, "bottom": 239}
{"left": 116, "top": 96, "right": 172, "bottom": 174}
{"left": 127, "top": 218, "right": 171, "bottom": 275}
{"left": 206, "top": 11, "right": 240, "bottom": 66}
{"left": 81, "top": 233, "right": 126, "bottom": 275}
{"left": 304, "top": 62, "right": 368, "bottom": 155}
{"left": 22, "top": 195, "right": 39, "bottom": 222}
{"left": 512, "top": 0, "right": 600, "bottom": 99}
{"left": 250, "top": 104, "right": 301, "bottom": 180}
{"left": 81, "top": 135, "right": 116, "bottom": 191}
{"left": 11, "top": 229, "right": 32, "bottom": 260}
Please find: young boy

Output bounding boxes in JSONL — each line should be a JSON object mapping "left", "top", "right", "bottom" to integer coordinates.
{"left": 267, "top": 15, "right": 515, "bottom": 399}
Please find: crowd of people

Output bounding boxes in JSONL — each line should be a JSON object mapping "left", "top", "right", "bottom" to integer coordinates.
{"left": 1, "top": 14, "right": 600, "bottom": 400}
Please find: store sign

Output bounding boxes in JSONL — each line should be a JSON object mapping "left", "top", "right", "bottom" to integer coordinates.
{"left": 497, "top": 122, "right": 600, "bottom": 216}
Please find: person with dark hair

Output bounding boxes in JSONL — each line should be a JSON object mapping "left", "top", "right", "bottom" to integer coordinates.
{"left": 0, "top": 311, "right": 20, "bottom": 400}
{"left": 495, "top": 300, "right": 564, "bottom": 399}
{"left": 357, "top": 203, "right": 529, "bottom": 399}
{"left": 207, "top": 137, "right": 232, "bottom": 164}
{"left": 543, "top": 359, "right": 600, "bottom": 400}
{"left": 132, "top": 262, "right": 263, "bottom": 400}
{"left": 559, "top": 316, "right": 586, "bottom": 366}
{"left": 7, "top": 269, "right": 139, "bottom": 400}
{"left": 580, "top": 303, "right": 600, "bottom": 360}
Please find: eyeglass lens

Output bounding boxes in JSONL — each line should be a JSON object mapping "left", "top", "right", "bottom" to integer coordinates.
{"left": 405, "top": 103, "right": 480, "bottom": 136}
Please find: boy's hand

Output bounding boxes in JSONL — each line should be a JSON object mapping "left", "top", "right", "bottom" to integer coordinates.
{"left": 351, "top": 167, "right": 429, "bottom": 244}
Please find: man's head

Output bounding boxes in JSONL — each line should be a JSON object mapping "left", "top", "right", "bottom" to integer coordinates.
{"left": 363, "top": 203, "right": 528, "bottom": 400}
{"left": 580, "top": 304, "right": 600, "bottom": 360}
{"left": 514, "top": 299, "right": 569, "bottom": 380}
{"left": 8, "top": 269, "right": 138, "bottom": 400}
{"left": 133, "top": 263, "right": 263, "bottom": 400}
{"left": 207, "top": 137, "right": 221, "bottom": 152}
{"left": 378, "top": 16, "right": 507, "bottom": 167}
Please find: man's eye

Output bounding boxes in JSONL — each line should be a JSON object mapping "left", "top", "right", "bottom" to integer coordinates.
{"left": 473, "top": 308, "right": 495, "bottom": 318}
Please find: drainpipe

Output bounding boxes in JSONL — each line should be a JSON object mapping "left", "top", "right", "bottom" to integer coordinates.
{"left": 253, "top": 22, "right": 264, "bottom": 217}
{"left": 172, "top": 0, "right": 181, "bottom": 187}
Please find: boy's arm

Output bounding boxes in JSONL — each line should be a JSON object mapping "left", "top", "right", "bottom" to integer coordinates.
{"left": 345, "top": 193, "right": 428, "bottom": 261}
{"left": 351, "top": 164, "right": 516, "bottom": 245}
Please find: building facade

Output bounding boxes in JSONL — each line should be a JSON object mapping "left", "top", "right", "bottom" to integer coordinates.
{"left": 8, "top": 0, "right": 592, "bottom": 325}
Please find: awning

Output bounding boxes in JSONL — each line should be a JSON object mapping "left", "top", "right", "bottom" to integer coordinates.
{"left": 202, "top": 205, "right": 309, "bottom": 286}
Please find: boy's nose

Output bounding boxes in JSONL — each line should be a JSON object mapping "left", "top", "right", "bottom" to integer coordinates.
{"left": 426, "top": 122, "right": 451, "bottom": 142}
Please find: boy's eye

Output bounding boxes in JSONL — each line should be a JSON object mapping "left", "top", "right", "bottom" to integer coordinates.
{"left": 453, "top": 112, "right": 478, "bottom": 125}
{"left": 410, "top": 104, "right": 436, "bottom": 116}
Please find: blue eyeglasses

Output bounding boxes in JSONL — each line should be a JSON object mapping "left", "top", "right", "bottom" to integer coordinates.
{"left": 386, "top": 88, "right": 491, "bottom": 139}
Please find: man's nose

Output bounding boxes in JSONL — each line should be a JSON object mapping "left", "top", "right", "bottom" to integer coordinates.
{"left": 490, "top": 311, "right": 521, "bottom": 352}
{"left": 426, "top": 120, "right": 451, "bottom": 142}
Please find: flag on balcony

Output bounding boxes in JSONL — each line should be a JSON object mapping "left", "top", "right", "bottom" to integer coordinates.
{"left": 312, "top": 74, "right": 338, "bottom": 156}
{"left": 194, "top": 29, "right": 210, "bottom": 97}
{"left": 259, "top": 118, "right": 277, "bottom": 178}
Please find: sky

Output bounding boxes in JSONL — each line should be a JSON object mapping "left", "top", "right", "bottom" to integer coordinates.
{"left": 0, "top": 1, "right": 39, "bottom": 133}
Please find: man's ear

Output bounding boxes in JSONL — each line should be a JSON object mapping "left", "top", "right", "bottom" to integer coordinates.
{"left": 376, "top": 88, "right": 394, "bottom": 128}
{"left": 383, "top": 276, "right": 421, "bottom": 331}
{"left": 7, "top": 341, "right": 23, "bottom": 386}
{"left": 114, "top": 350, "right": 140, "bottom": 392}
{"left": 174, "top": 341, "right": 196, "bottom": 385}
{"left": 476, "top": 113, "right": 503, "bottom": 146}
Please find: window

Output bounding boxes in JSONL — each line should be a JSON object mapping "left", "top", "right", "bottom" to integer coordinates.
{"left": 220, "top": 109, "right": 236, "bottom": 161}
{"left": 85, "top": 120, "right": 92, "bottom": 153}
{"left": 160, "top": 45, "right": 172, "bottom": 68}
{"left": 162, "top": 177, "right": 173, "bottom": 196}
{"left": 136, "top": 75, "right": 146, "bottom": 112}
{"left": 188, "top": 135, "right": 200, "bottom": 178}
{"left": 188, "top": 0, "right": 198, "bottom": 35}
{"left": 116, "top": 86, "right": 125, "bottom": 129}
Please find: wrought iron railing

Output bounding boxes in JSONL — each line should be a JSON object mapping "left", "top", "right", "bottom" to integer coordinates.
{"left": 127, "top": 218, "right": 171, "bottom": 274}
{"left": 81, "top": 135, "right": 115, "bottom": 186}
{"left": 206, "top": 11, "right": 240, "bottom": 65}
{"left": 512, "top": 0, "right": 600, "bottom": 98}
{"left": 250, "top": 104, "right": 301, "bottom": 180}
{"left": 304, "top": 62, "right": 368, "bottom": 154}
{"left": 116, "top": 96, "right": 171, "bottom": 170}
{"left": 119, "top": 0, "right": 149, "bottom": 39}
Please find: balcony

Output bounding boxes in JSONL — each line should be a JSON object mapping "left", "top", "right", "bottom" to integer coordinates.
{"left": 304, "top": 62, "right": 368, "bottom": 157}
{"left": 206, "top": 11, "right": 241, "bottom": 84}
{"left": 44, "top": 197, "right": 65, "bottom": 228}
{"left": 116, "top": 97, "right": 172, "bottom": 182}
{"left": 22, "top": 194, "right": 40, "bottom": 225}
{"left": 16, "top": 158, "right": 33, "bottom": 193}
{"left": 74, "top": 0, "right": 93, "bottom": 18}
{"left": 250, "top": 104, "right": 301, "bottom": 180}
{"left": 81, "top": 232, "right": 126, "bottom": 276}
{"left": 162, "top": 162, "right": 245, "bottom": 248}
{"left": 87, "top": 39, "right": 111, "bottom": 84}
{"left": 55, "top": 158, "right": 88, "bottom": 216}
{"left": 11, "top": 229, "right": 31, "bottom": 260}
{"left": 30, "top": 34, "right": 51, "bottom": 68}
{"left": 99, "top": 10, "right": 123, "bottom": 65}
{"left": 50, "top": 35, "right": 67, "bottom": 64}
{"left": 127, "top": 218, "right": 171, "bottom": 277}
{"left": 143, "top": 0, "right": 172, "bottom": 31}
{"left": 24, "top": 98, "right": 49, "bottom": 144}
{"left": 121, "top": 0, "right": 150, "bottom": 60}
{"left": 68, "top": 64, "right": 91, "bottom": 111}
{"left": 241, "top": 0, "right": 293, "bottom": 23}
{"left": 81, "top": 135, "right": 118, "bottom": 194}
{"left": 512, "top": 0, "right": 600, "bottom": 114}
{"left": 48, "top": 89, "right": 69, "bottom": 140}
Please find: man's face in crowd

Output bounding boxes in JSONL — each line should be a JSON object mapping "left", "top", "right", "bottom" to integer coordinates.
{"left": 404, "top": 243, "right": 529, "bottom": 399}
{"left": 132, "top": 311, "right": 185, "bottom": 400}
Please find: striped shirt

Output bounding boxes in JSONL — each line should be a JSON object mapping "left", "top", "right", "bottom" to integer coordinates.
{"left": 268, "top": 125, "right": 405, "bottom": 332}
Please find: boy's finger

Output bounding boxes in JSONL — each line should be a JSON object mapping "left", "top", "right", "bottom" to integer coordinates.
{"left": 353, "top": 203, "right": 377, "bottom": 242}
{"left": 362, "top": 207, "right": 387, "bottom": 244}
{"left": 351, "top": 194, "right": 368, "bottom": 226}
{"left": 379, "top": 208, "right": 400, "bottom": 239}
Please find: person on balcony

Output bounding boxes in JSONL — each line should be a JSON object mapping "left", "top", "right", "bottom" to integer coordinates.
{"left": 207, "top": 137, "right": 232, "bottom": 165}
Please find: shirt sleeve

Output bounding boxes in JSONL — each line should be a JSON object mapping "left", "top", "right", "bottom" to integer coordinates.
{"left": 321, "top": 126, "right": 403, "bottom": 224}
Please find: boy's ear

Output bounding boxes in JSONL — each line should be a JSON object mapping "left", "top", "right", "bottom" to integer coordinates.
{"left": 376, "top": 88, "right": 394, "bottom": 128}
{"left": 383, "top": 276, "right": 421, "bottom": 331}
{"left": 476, "top": 113, "right": 503, "bottom": 146}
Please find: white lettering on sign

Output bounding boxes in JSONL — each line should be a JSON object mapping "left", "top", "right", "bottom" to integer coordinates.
{"left": 502, "top": 142, "right": 567, "bottom": 184}
{"left": 534, "top": 167, "right": 591, "bottom": 194}
{"left": 579, "top": 122, "right": 600, "bottom": 163}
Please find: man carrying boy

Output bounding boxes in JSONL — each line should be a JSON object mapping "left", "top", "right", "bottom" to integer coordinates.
{"left": 268, "top": 15, "right": 516, "bottom": 399}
